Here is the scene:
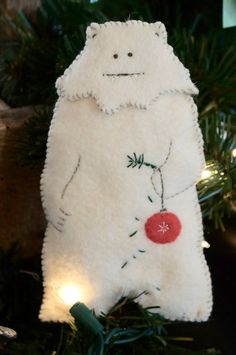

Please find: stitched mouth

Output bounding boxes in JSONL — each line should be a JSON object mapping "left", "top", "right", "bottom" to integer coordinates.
{"left": 103, "top": 72, "right": 145, "bottom": 77}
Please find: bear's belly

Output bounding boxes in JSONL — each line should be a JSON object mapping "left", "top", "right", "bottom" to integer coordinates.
{"left": 60, "top": 100, "right": 171, "bottom": 242}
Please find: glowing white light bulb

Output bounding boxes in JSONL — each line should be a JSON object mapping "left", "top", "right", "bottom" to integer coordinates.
{"left": 58, "top": 284, "right": 81, "bottom": 306}
{"left": 201, "top": 168, "right": 212, "bottom": 180}
{"left": 232, "top": 148, "right": 236, "bottom": 158}
{"left": 202, "top": 240, "right": 210, "bottom": 248}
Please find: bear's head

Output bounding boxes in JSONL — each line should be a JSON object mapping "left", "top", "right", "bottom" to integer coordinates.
{"left": 56, "top": 21, "right": 198, "bottom": 114}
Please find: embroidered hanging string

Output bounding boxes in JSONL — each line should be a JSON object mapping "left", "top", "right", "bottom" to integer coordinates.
{"left": 127, "top": 140, "right": 182, "bottom": 244}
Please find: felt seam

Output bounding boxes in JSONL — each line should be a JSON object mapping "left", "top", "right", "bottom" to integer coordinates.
{"left": 59, "top": 88, "right": 197, "bottom": 116}
{"left": 192, "top": 191, "right": 213, "bottom": 321}
{"left": 39, "top": 97, "right": 65, "bottom": 323}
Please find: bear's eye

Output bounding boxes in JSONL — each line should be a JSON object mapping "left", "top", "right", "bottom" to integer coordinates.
{"left": 127, "top": 52, "right": 133, "bottom": 57}
{"left": 113, "top": 53, "right": 118, "bottom": 59}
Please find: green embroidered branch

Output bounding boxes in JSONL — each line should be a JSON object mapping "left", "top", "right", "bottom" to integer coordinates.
{"left": 127, "top": 153, "right": 157, "bottom": 169}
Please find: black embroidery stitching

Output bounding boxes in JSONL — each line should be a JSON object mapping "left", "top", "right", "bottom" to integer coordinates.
{"left": 127, "top": 140, "right": 174, "bottom": 209}
{"left": 103, "top": 72, "right": 145, "bottom": 77}
{"left": 129, "top": 230, "right": 137, "bottom": 237}
{"left": 61, "top": 155, "right": 81, "bottom": 200}
{"left": 149, "top": 141, "right": 172, "bottom": 208}
{"left": 127, "top": 140, "right": 172, "bottom": 170}
{"left": 166, "top": 181, "right": 196, "bottom": 199}
{"left": 151, "top": 168, "right": 166, "bottom": 210}
{"left": 149, "top": 140, "right": 196, "bottom": 200}
{"left": 59, "top": 207, "right": 71, "bottom": 216}
{"left": 121, "top": 261, "right": 128, "bottom": 269}
{"left": 159, "top": 140, "right": 172, "bottom": 169}
{"left": 159, "top": 168, "right": 165, "bottom": 210}
{"left": 49, "top": 221, "right": 62, "bottom": 233}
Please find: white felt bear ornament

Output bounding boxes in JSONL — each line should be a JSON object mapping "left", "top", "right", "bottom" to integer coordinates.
{"left": 40, "top": 21, "right": 213, "bottom": 323}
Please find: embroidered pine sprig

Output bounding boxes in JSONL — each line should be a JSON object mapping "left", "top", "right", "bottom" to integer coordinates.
{"left": 127, "top": 153, "right": 157, "bottom": 169}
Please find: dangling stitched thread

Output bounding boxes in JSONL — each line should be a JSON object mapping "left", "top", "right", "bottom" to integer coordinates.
{"left": 126, "top": 139, "right": 182, "bottom": 244}
{"left": 129, "top": 231, "right": 137, "bottom": 237}
{"left": 121, "top": 261, "right": 128, "bottom": 269}
{"left": 146, "top": 165, "right": 182, "bottom": 244}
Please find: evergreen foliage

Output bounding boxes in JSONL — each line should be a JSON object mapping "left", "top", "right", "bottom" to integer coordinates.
{"left": 0, "top": 246, "right": 220, "bottom": 354}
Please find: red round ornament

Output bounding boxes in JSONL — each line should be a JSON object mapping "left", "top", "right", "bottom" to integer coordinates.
{"left": 145, "top": 211, "right": 181, "bottom": 244}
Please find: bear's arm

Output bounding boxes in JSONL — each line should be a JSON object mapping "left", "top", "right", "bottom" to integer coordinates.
{"left": 40, "top": 100, "right": 81, "bottom": 225}
{"left": 155, "top": 95, "right": 205, "bottom": 199}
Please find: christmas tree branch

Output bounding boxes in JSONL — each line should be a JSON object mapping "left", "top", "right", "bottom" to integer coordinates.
{"left": 127, "top": 153, "right": 157, "bottom": 169}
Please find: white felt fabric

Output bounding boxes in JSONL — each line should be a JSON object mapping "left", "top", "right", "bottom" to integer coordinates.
{"left": 56, "top": 21, "right": 198, "bottom": 114}
{"left": 40, "top": 21, "right": 212, "bottom": 323}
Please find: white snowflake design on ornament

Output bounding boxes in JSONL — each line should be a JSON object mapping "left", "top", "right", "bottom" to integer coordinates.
{"left": 158, "top": 222, "right": 170, "bottom": 234}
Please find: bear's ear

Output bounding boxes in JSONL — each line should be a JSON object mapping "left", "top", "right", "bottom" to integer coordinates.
{"left": 150, "top": 22, "right": 167, "bottom": 43}
{"left": 86, "top": 22, "right": 101, "bottom": 39}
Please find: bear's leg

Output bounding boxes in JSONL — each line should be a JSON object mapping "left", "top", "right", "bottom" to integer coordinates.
{"left": 85, "top": 284, "right": 122, "bottom": 316}
{"left": 40, "top": 279, "right": 120, "bottom": 322}
{"left": 151, "top": 191, "right": 213, "bottom": 322}
{"left": 137, "top": 243, "right": 212, "bottom": 321}
{"left": 137, "top": 189, "right": 212, "bottom": 322}
{"left": 159, "top": 255, "right": 211, "bottom": 322}
{"left": 40, "top": 225, "right": 122, "bottom": 321}
{"left": 137, "top": 248, "right": 212, "bottom": 322}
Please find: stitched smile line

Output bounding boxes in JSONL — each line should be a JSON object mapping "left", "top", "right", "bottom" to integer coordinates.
{"left": 103, "top": 72, "right": 145, "bottom": 77}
